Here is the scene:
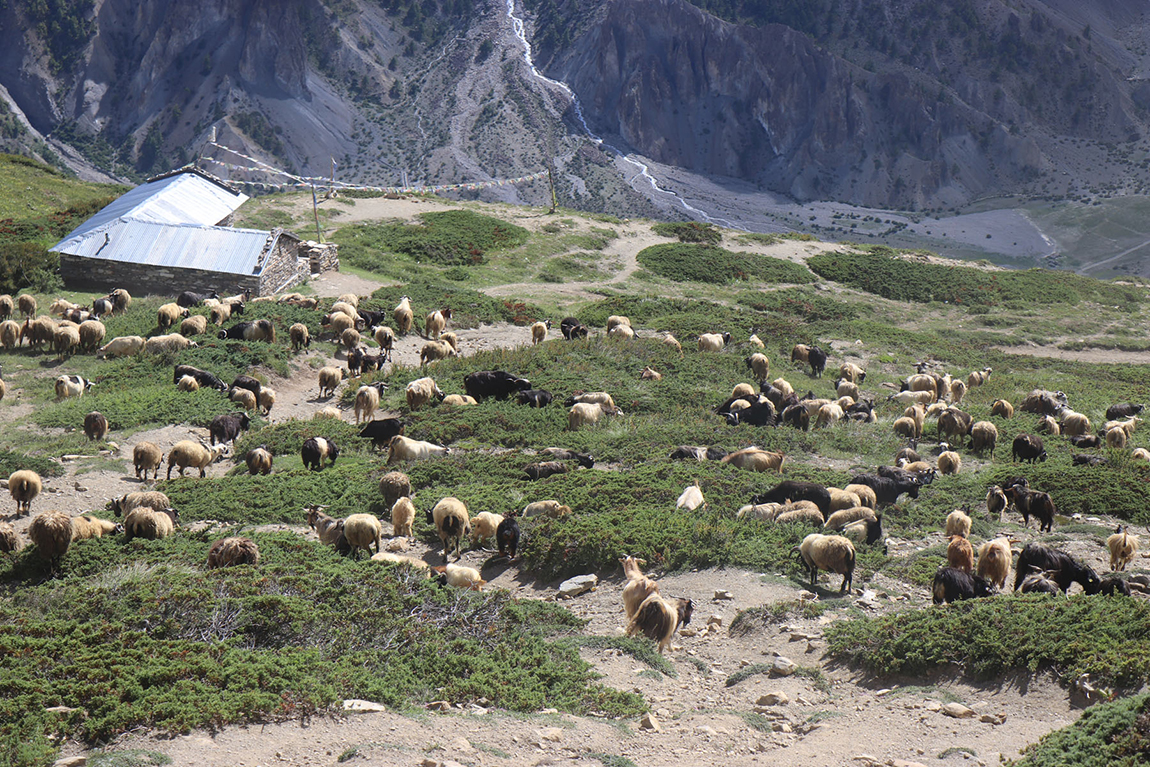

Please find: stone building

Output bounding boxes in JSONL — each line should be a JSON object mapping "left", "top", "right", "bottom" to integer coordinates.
{"left": 51, "top": 167, "right": 336, "bottom": 296}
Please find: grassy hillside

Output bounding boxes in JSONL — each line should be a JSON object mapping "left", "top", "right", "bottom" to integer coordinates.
{"left": 1, "top": 194, "right": 1149, "bottom": 766}
{"left": 0, "top": 154, "right": 123, "bottom": 223}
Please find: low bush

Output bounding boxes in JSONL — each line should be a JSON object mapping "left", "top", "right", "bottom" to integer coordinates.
{"left": 335, "top": 210, "right": 530, "bottom": 268}
{"left": 637, "top": 243, "right": 816, "bottom": 285}
{"left": 1009, "top": 692, "right": 1150, "bottom": 767}
{"left": 0, "top": 532, "right": 642, "bottom": 765}
{"left": 367, "top": 282, "right": 544, "bottom": 329}
{"left": 651, "top": 221, "right": 722, "bottom": 245}
{"left": 826, "top": 595, "right": 1150, "bottom": 690}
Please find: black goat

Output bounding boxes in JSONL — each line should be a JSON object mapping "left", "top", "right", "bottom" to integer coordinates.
{"left": 932, "top": 566, "right": 997, "bottom": 604}
{"left": 1013, "top": 543, "right": 1101, "bottom": 594}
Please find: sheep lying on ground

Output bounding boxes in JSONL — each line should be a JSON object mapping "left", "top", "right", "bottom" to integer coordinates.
{"left": 109, "top": 491, "right": 171, "bottom": 517}
{"left": 1108, "top": 526, "right": 1139, "bottom": 572}
{"left": 626, "top": 593, "right": 693, "bottom": 654}
{"left": 433, "top": 563, "right": 486, "bottom": 590}
{"left": 29, "top": 510, "right": 72, "bottom": 570}
{"left": 206, "top": 537, "right": 260, "bottom": 568}
{"left": 675, "top": 481, "right": 706, "bottom": 511}
{"left": 70, "top": 515, "right": 119, "bottom": 541}
{"left": 523, "top": 500, "right": 572, "bottom": 518}
{"left": 796, "top": 533, "right": 856, "bottom": 593}
{"left": 387, "top": 435, "right": 450, "bottom": 464}
{"left": 123, "top": 506, "right": 179, "bottom": 541}
{"left": 721, "top": 447, "right": 784, "bottom": 472}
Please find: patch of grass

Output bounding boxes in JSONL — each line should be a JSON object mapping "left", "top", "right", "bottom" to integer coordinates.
{"left": 0, "top": 533, "right": 643, "bottom": 765}
{"left": 826, "top": 595, "right": 1150, "bottom": 690}
{"left": 336, "top": 210, "right": 530, "bottom": 269}
{"left": 939, "top": 746, "right": 977, "bottom": 759}
{"left": 794, "top": 665, "right": 832, "bottom": 694}
{"left": 0, "top": 449, "right": 64, "bottom": 478}
{"left": 88, "top": 751, "right": 172, "bottom": 767}
{"left": 1008, "top": 692, "right": 1150, "bottom": 767}
{"left": 808, "top": 246, "right": 1143, "bottom": 307}
{"left": 683, "top": 656, "right": 710, "bottom": 674}
{"left": 590, "top": 754, "right": 638, "bottom": 767}
{"left": 725, "top": 663, "right": 772, "bottom": 687}
{"left": 368, "top": 282, "right": 544, "bottom": 329}
{"left": 729, "top": 600, "right": 826, "bottom": 637}
{"left": 737, "top": 712, "right": 776, "bottom": 732}
{"left": 637, "top": 243, "right": 816, "bottom": 285}
{"left": 562, "top": 635, "right": 676, "bottom": 677}
{"left": 652, "top": 221, "right": 721, "bottom": 245}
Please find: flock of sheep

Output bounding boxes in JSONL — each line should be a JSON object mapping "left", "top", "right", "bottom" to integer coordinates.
{"left": 0, "top": 285, "right": 1147, "bottom": 658}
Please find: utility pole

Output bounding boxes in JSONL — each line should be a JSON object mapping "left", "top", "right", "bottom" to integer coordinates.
{"left": 547, "top": 163, "right": 558, "bottom": 214}
{"left": 311, "top": 185, "right": 323, "bottom": 242}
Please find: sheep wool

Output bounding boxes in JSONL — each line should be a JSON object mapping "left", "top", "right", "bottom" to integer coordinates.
{"left": 29, "top": 509, "right": 72, "bottom": 569}
{"left": 206, "top": 537, "right": 261, "bottom": 568}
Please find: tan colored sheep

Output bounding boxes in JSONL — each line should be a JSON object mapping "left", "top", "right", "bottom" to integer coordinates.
{"left": 8, "top": 469, "right": 41, "bottom": 516}
{"left": 531, "top": 320, "right": 550, "bottom": 345}
{"left": 1108, "top": 526, "right": 1139, "bottom": 572}
{"left": 442, "top": 394, "right": 478, "bottom": 406}
{"left": 97, "top": 335, "right": 145, "bottom": 358}
{"left": 176, "top": 375, "right": 199, "bottom": 392}
{"left": 166, "top": 441, "right": 228, "bottom": 479}
{"left": 29, "top": 509, "right": 71, "bottom": 569}
{"left": 947, "top": 535, "right": 974, "bottom": 574}
{"left": 318, "top": 366, "right": 344, "bottom": 397}
{"left": 379, "top": 471, "right": 412, "bottom": 510}
{"left": 144, "top": 333, "right": 196, "bottom": 354}
{"left": 230, "top": 388, "right": 257, "bottom": 411}
{"left": 937, "top": 450, "right": 962, "bottom": 475}
{"left": 78, "top": 320, "right": 106, "bottom": 352}
{"left": 289, "top": 323, "right": 311, "bottom": 351}
{"left": 431, "top": 497, "right": 471, "bottom": 562}
{"left": 180, "top": 315, "right": 208, "bottom": 336}
{"left": 976, "top": 538, "right": 1011, "bottom": 589}
{"left": 391, "top": 497, "right": 415, "bottom": 537}
{"left": 157, "top": 302, "right": 188, "bottom": 328}
{"left": 721, "top": 447, "right": 785, "bottom": 472}
{"left": 419, "top": 340, "right": 456, "bottom": 365}
{"left": 470, "top": 511, "right": 505, "bottom": 546}
{"left": 123, "top": 506, "right": 178, "bottom": 541}
{"left": 394, "top": 296, "right": 413, "bottom": 335}
{"left": 945, "top": 510, "right": 972, "bottom": 538}
{"left": 246, "top": 446, "right": 273, "bottom": 475}
{"left": 990, "top": 399, "right": 1014, "bottom": 419}
{"left": 342, "top": 513, "right": 383, "bottom": 559}
{"left": 405, "top": 377, "right": 445, "bottom": 410}
{"left": 71, "top": 515, "right": 118, "bottom": 541}
{"left": 206, "top": 537, "right": 261, "bottom": 568}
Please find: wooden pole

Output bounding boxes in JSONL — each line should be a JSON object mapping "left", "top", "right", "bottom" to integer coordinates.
{"left": 547, "top": 163, "right": 558, "bottom": 214}
{"left": 312, "top": 185, "right": 323, "bottom": 242}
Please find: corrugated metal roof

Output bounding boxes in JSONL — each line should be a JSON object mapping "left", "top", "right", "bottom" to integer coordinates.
{"left": 50, "top": 169, "right": 270, "bottom": 274}
{"left": 56, "top": 220, "right": 278, "bottom": 275}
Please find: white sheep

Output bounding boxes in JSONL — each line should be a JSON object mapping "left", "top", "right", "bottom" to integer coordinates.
{"left": 406, "top": 377, "right": 445, "bottom": 410}
{"left": 797, "top": 533, "right": 856, "bottom": 593}
{"left": 567, "top": 402, "right": 621, "bottom": 430}
{"left": 257, "top": 388, "right": 276, "bottom": 415}
{"left": 0, "top": 319, "right": 21, "bottom": 349}
{"left": 109, "top": 491, "right": 171, "bottom": 517}
{"left": 342, "top": 513, "right": 383, "bottom": 559}
{"left": 531, "top": 320, "right": 550, "bottom": 345}
{"left": 176, "top": 375, "right": 199, "bottom": 392}
{"left": 391, "top": 497, "right": 416, "bottom": 537}
{"left": 386, "top": 435, "right": 451, "bottom": 464}
{"left": 144, "top": 333, "right": 196, "bottom": 354}
{"left": 823, "top": 506, "right": 876, "bottom": 531}
{"left": 157, "top": 303, "right": 188, "bottom": 328}
{"left": 166, "top": 440, "right": 228, "bottom": 478}
{"left": 945, "top": 510, "right": 972, "bottom": 538}
{"left": 354, "top": 383, "right": 386, "bottom": 424}
{"left": 52, "top": 325, "right": 80, "bottom": 358}
{"left": 698, "top": 332, "right": 729, "bottom": 352}
{"left": 394, "top": 296, "right": 413, "bottom": 335}
{"left": 78, "top": 320, "right": 106, "bottom": 352}
{"left": 748, "top": 334, "right": 764, "bottom": 348}
{"left": 470, "top": 512, "right": 505, "bottom": 546}
{"left": 180, "top": 315, "right": 208, "bottom": 337}
{"left": 437, "top": 563, "right": 486, "bottom": 590}
{"left": 442, "top": 394, "right": 478, "bottom": 406}
{"left": 675, "top": 481, "right": 706, "bottom": 511}
{"left": 97, "top": 335, "right": 145, "bottom": 358}
{"left": 8, "top": 470, "right": 42, "bottom": 516}
{"left": 746, "top": 353, "right": 770, "bottom": 381}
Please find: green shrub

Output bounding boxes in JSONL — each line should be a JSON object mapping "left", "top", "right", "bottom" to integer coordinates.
{"left": 1009, "top": 692, "right": 1150, "bottom": 767}
{"left": 651, "top": 221, "right": 722, "bottom": 245}
{"left": 335, "top": 210, "right": 529, "bottom": 268}
{"left": 826, "top": 595, "right": 1150, "bottom": 690}
{"left": 808, "top": 247, "right": 1143, "bottom": 307}
{"left": 367, "top": 282, "right": 544, "bottom": 328}
{"left": 0, "top": 449, "right": 64, "bottom": 478}
{"left": 637, "top": 243, "right": 816, "bottom": 285}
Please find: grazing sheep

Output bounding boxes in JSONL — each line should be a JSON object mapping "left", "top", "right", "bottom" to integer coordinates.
{"left": 342, "top": 513, "right": 383, "bottom": 559}
{"left": 430, "top": 497, "right": 471, "bottom": 562}
{"left": 605, "top": 315, "right": 631, "bottom": 333}
{"left": 22, "top": 315, "right": 57, "bottom": 350}
{"left": 340, "top": 328, "right": 361, "bottom": 352}
{"left": 675, "top": 481, "right": 706, "bottom": 511}
{"left": 424, "top": 308, "right": 451, "bottom": 340}
{"left": 301, "top": 437, "right": 339, "bottom": 470}
{"left": 379, "top": 471, "right": 412, "bottom": 510}
{"left": 1132, "top": 448, "right": 1150, "bottom": 462}
{"left": 246, "top": 446, "right": 273, "bottom": 476}
{"left": 70, "top": 515, "right": 119, "bottom": 541}
{"left": 947, "top": 535, "right": 975, "bottom": 574}
{"left": 640, "top": 366, "right": 662, "bottom": 381}
{"left": 823, "top": 506, "right": 876, "bottom": 531}
{"left": 391, "top": 497, "right": 415, "bottom": 537}
{"left": 948, "top": 379, "right": 967, "bottom": 405}
{"left": 836, "top": 379, "right": 860, "bottom": 401}
{"left": 976, "top": 538, "right": 1012, "bottom": 589}
{"left": 16, "top": 294, "right": 36, "bottom": 318}
{"left": 144, "top": 333, "right": 197, "bottom": 354}
{"left": 893, "top": 416, "right": 920, "bottom": 440}
{"left": 524, "top": 461, "right": 571, "bottom": 480}
{"left": 775, "top": 504, "right": 826, "bottom": 526}
{"left": 663, "top": 333, "right": 682, "bottom": 355}
{"left": 1019, "top": 389, "right": 1068, "bottom": 415}
{"left": 608, "top": 323, "right": 635, "bottom": 339}
{"left": 970, "top": 421, "right": 998, "bottom": 455}
{"left": 442, "top": 394, "right": 478, "bottom": 406}
{"left": 166, "top": 441, "right": 228, "bottom": 478}
{"left": 1060, "top": 410, "right": 1092, "bottom": 437}
{"left": 180, "top": 315, "right": 209, "bottom": 337}
{"left": 827, "top": 489, "right": 862, "bottom": 513}
{"left": 78, "top": 320, "right": 106, "bottom": 352}
{"left": 1013, "top": 542, "right": 1101, "bottom": 594}
{"left": 123, "top": 506, "right": 179, "bottom": 542}
{"left": 97, "top": 335, "right": 146, "bottom": 358}
{"left": 218, "top": 319, "right": 275, "bottom": 343}
{"left": 406, "top": 377, "right": 445, "bottom": 410}
{"left": 1106, "top": 426, "right": 1128, "bottom": 449}
{"left": 626, "top": 594, "right": 693, "bottom": 654}
{"left": 531, "top": 320, "right": 551, "bottom": 345}
{"left": 945, "top": 510, "right": 972, "bottom": 538}
{"left": 816, "top": 402, "right": 845, "bottom": 428}
{"left": 470, "top": 512, "right": 505, "bottom": 546}
{"left": 337, "top": 293, "right": 360, "bottom": 308}
{"left": 318, "top": 366, "right": 344, "bottom": 397}
{"left": 731, "top": 382, "right": 756, "bottom": 400}
{"left": 567, "top": 402, "right": 621, "bottom": 430}
{"left": 990, "top": 399, "right": 1014, "bottom": 419}
{"left": 737, "top": 503, "right": 786, "bottom": 521}
{"left": 747, "top": 353, "right": 770, "bottom": 381}
{"left": 393, "top": 296, "right": 413, "bottom": 335}
{"left": 257, "top": 388, "right": 276, "bottom": 416}
{"left": 386, "top": 435, "right": 451, "bottom": 464}
{"left": 176, "top": 375, "right": 199, "bottom": 392}
{"left": 83, "top": 411, "right": 108, "bottom": 441}
{"left": 846, "top": 482, "right": 880, "bottom": 508}
{"left": 354, "top": 382, "right": 388, "bottom": 424}
{"left": 1108, "top": 526, "right": 1139, "bottom": 572}
{"left": 986, "top": 486, "right": 1008, "bottom": 517}
{"left": 967, "top": 367, "right": 993, "bottom": 388}
{"left": 721, "top": 447, "right": 785, "bottom": 472}
{"left": 323, "top": 312, "right": 355, "bottom": 336}
{"left": 932, "top": 566, "right": 997, "bottom": 604}
{"left": 109, "top": 491, "right": 171, "bottom": 517}
{"left": 306, "top": 506, "right": 344, "bottom": 546}
{"left": 0, "top": 522, "right": 20, "bottom": 557}
{"left": 29, "top": 509, "right": 72, "bottom": 570}
{"left": 157, "top": 303, "right": 188, "bottom": 328}
{"left": 289, "top": 323, "right": 311, "bottom": 351}
{"left": 0, "top": 319, "right": 20, "bottom": 349}
{"left": 52, "top": 324, "right": 79, "bottom": 358}
{"left": 1020, "top": 572, "right": 1061, "bottom": 595}
{"left": 838, "top": 362, "right": 866, "bottom": 383}
{"left": 796, "top": 533, "right": 856, "bottom": 593}
{"left": 1012, "top": 434, "right": 1047, "bottom": 463}
{"left": 497, "top": 517, "right": 521, "bottom": 559}
{"left": 8, "top": 470, "right": 41, "bottom": 516}
{"left": 1104, "top": 416, "right": 1142, "bottom": 438}
{"left": 419, "top": 340, "right": 456, "bottom": 365}
{"left": 206, "top": 537, "right": 260, "bottom": 568}
{"left": 0, "top": 294, "right": 12, "bottom": 321}
{"left": 937, "top": 407, "right": 973, "bottom": 444}
{"left": 842, "top": 515, "right": 885, "bottom": 546}
{"left": 1034, "top": 414, "right": 1060, "bottom": 435}
{"left": 937, "top": 450, "right": 962, "bottom": 475}
{"left": 698, "top": 332, "right": 730, "bottom": 352}
{"left": 229, "top": 388, "right": 257, "bottom": 412}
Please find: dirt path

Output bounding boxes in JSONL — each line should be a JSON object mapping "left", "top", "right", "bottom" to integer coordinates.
{"left": 996, "top": 344, "right": 1150, "bottom": 364}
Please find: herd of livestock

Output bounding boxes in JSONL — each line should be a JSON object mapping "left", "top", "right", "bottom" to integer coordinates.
{"left": 0, "top": 285, "right": 1146, "bottom": 653}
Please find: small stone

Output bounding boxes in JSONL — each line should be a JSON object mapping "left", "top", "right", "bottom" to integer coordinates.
{"left": 942, "top": 702, "right": 977, "bottom": 719}
{"left": 427, "top": 700, "right": 452, "bottom": 711}
{"left": 52, "top": 758, "right": 86, "bottom": 767}
{"left": 539, "top": 728, "right": 563, "bottom": 742}
{"left": 772, "top": 722, "right": 792, "bottom": 733}
{"left": 707, "top": 614, "right": 723, "bottom": 626}
{"left": 342, "top": 699, "right": 387, "bottom": 713}
{"left": 679, "top": 626, "right": 698, "bottom": 637}
{"left": 796, "top": 696, "right": 811, "bottom": 705}
{"left": 421, "top": 760, "right": 441, "bottom": 767}
{"left": 980, "top": 713, "right": 1007, "bottom": 725}
{"left": 770, "top": 657, "right": 797, "bottom": 676}
{"left": 853, "top": 755, "right": 880, "bottom": 765}
{"left": 875, "top": 688, "right": 893, "bottom": 696}
{"left": 44, "top": 706, "right": 82, "bottom": 715}
{"left": 756, "top": 691, "right": 790, "bottom": 706}
{"left": 696, "top": 725, "right": 718, "bottom": 736}
{"left": 889, "top": 761, "right": 930, "bottom": 767}
{"left": 924, "top": 701, "right": 941, "bottom": 712}
{"left": 713, "top": 589, "right": 734, "bottom": 600}
{"left": 558, "top": 574, "right": 598, "bottom": 598}
{"left": 61, "top": 455, "right": 82, "bottom": 462}
{"left": 639, "top": 712, "right": 660, "bottom": 731}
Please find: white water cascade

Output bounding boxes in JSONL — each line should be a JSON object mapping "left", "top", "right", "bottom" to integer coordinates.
{"left": 505, "top": 0, "right": 725, "bottom": 223}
